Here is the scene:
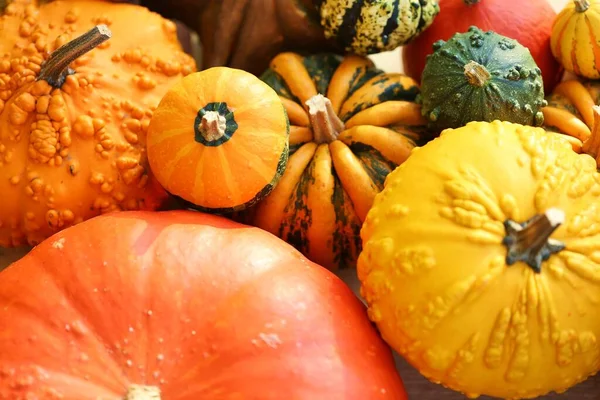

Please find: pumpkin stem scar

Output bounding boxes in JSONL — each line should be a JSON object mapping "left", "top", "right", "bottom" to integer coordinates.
{"left": 123, "top": 384, "right": 161, "bottom": 399}
{"left": 305, "top": 94, "right": 345, "bottom": 143}
{"left": 38, "top": 25, "right": 112, "bottom": 88}
{"left": 463, "top": 0, "right": 481, "bottom": 4}
{"left": 198, "top": 111, "right": 226, "bottom": 141}
{"left": 582, "top": 105, "right": 600, "bottom": 165}
{"left": 194, "top": 102, "right": 238, "bottom": 146}
{"left": 502, "top": 208, "right": 566, "bottom": 273}
{"left": 463, "top": 60, "right": 491, "bottom": 87}
{"left": 574, "top": 0, "right": 590, "bottom": 12}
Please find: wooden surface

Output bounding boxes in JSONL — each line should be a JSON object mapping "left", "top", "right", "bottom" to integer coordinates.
{"left": 2, "top": 0, "right": 599, "bottom": 398}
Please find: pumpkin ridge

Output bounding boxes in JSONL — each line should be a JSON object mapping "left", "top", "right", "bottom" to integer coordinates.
{"left": 330, "top": 169, "right": 362, "bottom": 268}
{"left": 244, "top": 51, "right": 429, "bottom": 270}
{"left": 302, "top": 53, "right": 342, "bottom": 95}
{"left": 349, "top": 143, "right": 395, "bottom": 190}
{"left": 27, "top": 248, "right": 129, "bottom": 383}
{"left": 279, "top": 157, "right": 314, "bottom": 255}
{"left": 260, "top": 69, "right": 300, "bottom": 103}
{"left": 584, "top": 15, "right": 600, "bottom": 75}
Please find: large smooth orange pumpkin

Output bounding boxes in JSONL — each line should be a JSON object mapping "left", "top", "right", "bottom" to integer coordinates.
{"left": 0, "top": 210, "right": 408, "bottom": 399}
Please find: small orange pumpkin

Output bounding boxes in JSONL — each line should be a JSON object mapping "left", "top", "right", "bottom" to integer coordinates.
{"left": 0, "top": 0, "right": 196, "bottom": 247}
{"left": 146, "top": 67, "right": 290, "bottom": 213}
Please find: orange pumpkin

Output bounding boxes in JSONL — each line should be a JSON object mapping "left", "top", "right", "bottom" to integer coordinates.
{"left": 0, "top": 0, "right": 196, "bottom": 247}
{"left": 0, "top": 210, "right": 409, "bottom": 399}
{"left": 147, "top": 67, "right": 290, "bottom": 213}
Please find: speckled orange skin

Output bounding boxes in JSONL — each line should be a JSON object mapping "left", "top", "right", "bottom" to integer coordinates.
{"left": 0, "top": 210, "right": 408, "bottom": 399}
{"left": 0, "top": 0, "right": 196, "bottom": 247}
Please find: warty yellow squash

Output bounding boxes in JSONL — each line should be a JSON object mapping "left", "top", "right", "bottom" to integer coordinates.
{"left": 358, "top": 120, "right": 600, "bottom": 399}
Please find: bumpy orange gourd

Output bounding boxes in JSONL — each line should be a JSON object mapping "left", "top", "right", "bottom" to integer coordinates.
{"left": 0, "top": 0, "right": 196, "bottom": 247}
{"left": 147, "top": 67, "right": 289, "bottom": 213}
{"left": 358, "top": 120, "right": 600, "bottom": 399}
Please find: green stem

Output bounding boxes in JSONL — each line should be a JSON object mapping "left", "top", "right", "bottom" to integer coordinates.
{"left": 574, "top": 0, "right": 590, "bottom": 12}
{"left": 503, "top": 208, "right": 566, "bottom": 273}
{"left": 38, "top": 25, "right": 112, "bottom": 88}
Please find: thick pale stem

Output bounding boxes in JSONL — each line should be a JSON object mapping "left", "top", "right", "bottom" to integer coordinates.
{"left": 38, "top": 25, "right": 111, "bottom": 88}
{"left": 464, "top": 60, "right": 491, "bottom": 87}
{"left": 503, "top": 208, "right": 566, "bottom": 273}
{"left": 305, "top": 94, "right": 345, "bottom": 144}
{"left": 123, "top": 385, "right": 161, "bottom": 400}
{"left": 574, "top": 0, "right": 590, "bottom": 12}
{"left": 198, "top": 111, "right": 226, "bottom": 141}
{"left": 463, "top": 0, "right": 481, "bottom": 5}
{"left": 582, "top": 105, "right": 600, "bottom": 166}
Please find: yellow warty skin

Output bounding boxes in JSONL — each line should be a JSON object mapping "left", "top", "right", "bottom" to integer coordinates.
{"left": 551, "top": 0, "right": 600, "bottom": 79}
{"left": 358, "top": 120, "right": 600, "bottom": 399}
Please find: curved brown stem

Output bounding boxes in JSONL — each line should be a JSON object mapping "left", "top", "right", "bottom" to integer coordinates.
{"left": 503, "top": 208, "right": 566, "bottom": 273}
{"left": 574, "top": 0, "right": 590, "bottom": 12}
{"left": 305, "top": 94, "right": 345, "bottom": 143}
{"left": 123, "top": 384, "right": 161, "bottom": 399}
{"left": 464, "top": 60, "right": 491, "bottom": 87}
{"left": 38, "top": 25, "right": 112, "bottom": 88}
{"left": 581, "top": 105, "right": 600, "bottom": 166}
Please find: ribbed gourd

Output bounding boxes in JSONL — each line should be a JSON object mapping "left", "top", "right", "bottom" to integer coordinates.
{"left": 419, "top": 26, "right": 547, "bottom": 131}
{"left": 551, "top": 0, "right": 600, "bottom": 80}
{"left": 238, "top": 51, "right": 433, "bottom": 271}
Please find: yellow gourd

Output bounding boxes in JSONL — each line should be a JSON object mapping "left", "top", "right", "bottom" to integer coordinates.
{"left": 551, "top": 0, "right": 600, "bottom": 79}
{"left": 358, "top": 120, "right": 600, "bottom": 399}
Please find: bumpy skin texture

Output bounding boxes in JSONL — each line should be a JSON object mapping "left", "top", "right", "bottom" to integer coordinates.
{"left": 419, "top": 26, "right": 546, "bottom": 131}
{"left": 0, "top": 210, "right": 408, "bottom": 399}
{"left": 237, "top": 52, "right": 432, "bottom": 271}
{"left": 0, "top": 0, "right": 196, "bottom": 247}
{"left": 138, "top": 0, "right": 337, "bottom": 76}
{"left": 147, "top": 67, "right": 290, "bottom": 213}
{"left": 358, "top": 120, "right": 600, "bottom": 399}
{"left": 552, "top": 0, "right": 600, "bottom": 80}
{"left": 318, "top": 0, "right": 440, "bottom": 55}
{"left": 402, "top": 0, "right": 562, "bottom": 94}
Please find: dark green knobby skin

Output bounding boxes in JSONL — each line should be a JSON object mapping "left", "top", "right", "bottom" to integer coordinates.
{"left": 194, "top": 102, "right": 238, "bottom": 147}
{"left": 418, "top": 26, "right": 547, "bottom": 131}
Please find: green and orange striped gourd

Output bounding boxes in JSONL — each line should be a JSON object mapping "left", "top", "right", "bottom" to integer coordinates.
{"left": 237, "top": 52, "right": 434, "bottom": 271}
